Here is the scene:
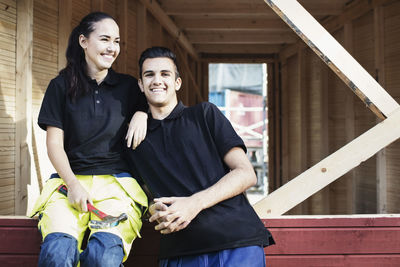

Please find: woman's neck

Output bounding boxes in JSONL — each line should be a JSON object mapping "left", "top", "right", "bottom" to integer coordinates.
{"left": 88, "top": 68, "right": 108, "bottom": 85}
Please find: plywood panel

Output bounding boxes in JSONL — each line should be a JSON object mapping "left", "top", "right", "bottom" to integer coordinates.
{"left": 0, "top": 0, "right": 16, "bottom": 215}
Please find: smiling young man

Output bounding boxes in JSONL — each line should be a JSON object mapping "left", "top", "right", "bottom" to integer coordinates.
{"left": 126, "top": 46, "right": 274, "bottom": 267}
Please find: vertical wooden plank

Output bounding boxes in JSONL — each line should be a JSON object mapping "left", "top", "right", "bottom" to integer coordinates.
{"left": 15, "top": 0, "right": 33, "bottom": 215}
{"left": 116, "top": 0, "right": 128, "bottom": 73}
{"left": 298, "top": 46, "right": 308, "bottom": 214}
{"left": 202, "top": 61, "right": 209, "bottom": 101}
{"left": 273, "top": 56, "right": 281, "bottom": 190}
{"left": 344, "top": 22, "right": 356, "bottom": 214}
{"left": 91, "top": 0, "right": 104, "bottom": 12}
{"left": 136, "top": 1, "right": 147, "bottom": 65}
{"left": 58, "top": 0, "right": 72, "bottom": 71}
{"left": 319, "top": 57, "right": 330, "bottom": 214}
{"left": 280, "top": 59, "right": 289, "bottom": 191}
{"left": 267, "top": 63, "right": 275, "bottom": 192}
{"left": 374, "top": 6, "right": 387, "bottom": 213}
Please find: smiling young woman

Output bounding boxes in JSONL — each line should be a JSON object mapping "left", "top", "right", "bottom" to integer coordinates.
{"left": 30, "top": 12, "right": 148, "bottom": 267}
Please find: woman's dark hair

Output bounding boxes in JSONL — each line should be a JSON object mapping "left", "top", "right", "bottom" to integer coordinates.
{"left": 60, "top": 12, "right": 115, "bottom": 100}
{"left": 138, "top": 46, "right": 180, "bottom": 79}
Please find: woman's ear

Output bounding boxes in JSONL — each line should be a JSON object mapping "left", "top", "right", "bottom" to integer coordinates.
{"left": 79, "top": 34, "right": 87, "bottom": 49}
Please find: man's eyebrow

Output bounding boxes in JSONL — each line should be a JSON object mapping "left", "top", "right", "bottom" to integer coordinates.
{"left": 143, "top": 70, "right": 155, "bottom": 74}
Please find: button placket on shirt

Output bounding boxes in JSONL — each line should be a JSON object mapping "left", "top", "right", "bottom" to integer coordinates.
{"left": 93, "top": 86, "right": 101, "bottom": 115}
{"left": 160, "top": 121, "right": 169, "bottom": 152}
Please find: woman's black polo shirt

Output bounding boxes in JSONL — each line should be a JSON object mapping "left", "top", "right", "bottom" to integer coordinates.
{"left": 38, "top": 69, "right": 147, "bottom": 175}
{"left": 126, "top": 101, "right": 274, "bottom": 259}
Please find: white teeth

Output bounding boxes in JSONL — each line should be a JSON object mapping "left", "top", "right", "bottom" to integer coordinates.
{"left": 151, "top": 89, "right": 165, "bottom": 92}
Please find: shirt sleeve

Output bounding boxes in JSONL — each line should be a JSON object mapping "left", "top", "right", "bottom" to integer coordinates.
{"left": 37, "top": 77, "right": 66, "bottom": 131}
{"left": 203, "top": 102, "right": 247, "bottom": 158}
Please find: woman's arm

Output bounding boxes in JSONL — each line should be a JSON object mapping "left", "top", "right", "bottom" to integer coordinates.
{"left": 46, "top": 126, "right": 92, "bottom": 212}
{"left": 125, "top": 111, "right": 148, "bottom": 149}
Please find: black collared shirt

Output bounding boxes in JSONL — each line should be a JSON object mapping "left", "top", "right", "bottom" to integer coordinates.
{"left": 126, "top": 101, "right": 274, "bottom": 259}
{"left": 38, "top": 69, "right": 148, "bottom": 175}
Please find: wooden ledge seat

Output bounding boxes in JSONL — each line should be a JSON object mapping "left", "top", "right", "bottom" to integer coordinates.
{"left": 1, "top": 215, "right": 400, "bottom": 266}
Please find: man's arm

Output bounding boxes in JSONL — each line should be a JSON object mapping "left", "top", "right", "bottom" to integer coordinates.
{"left": 149, "top": 146, "right": 257, "bottom": 234}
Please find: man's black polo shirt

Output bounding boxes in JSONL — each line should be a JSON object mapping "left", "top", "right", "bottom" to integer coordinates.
{"left": 126, "top": 101, "right": 274, "bottom": 259}
{"left": 38, "top": 69, "right": 147, "bottom": 175}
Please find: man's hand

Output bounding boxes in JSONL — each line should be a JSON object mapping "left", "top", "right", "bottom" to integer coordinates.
{"left": 149, "top": 196, "right": 202, "bottom": 234}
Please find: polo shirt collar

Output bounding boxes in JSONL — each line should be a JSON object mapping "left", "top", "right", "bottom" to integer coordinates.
{"left": 87, "top": 68, "right": 118, "bottom": 86}
{"left": 148, "top": 101, "right": 186, "bottom": 130}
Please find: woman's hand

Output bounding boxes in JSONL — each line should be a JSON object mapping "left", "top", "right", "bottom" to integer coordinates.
{"left": 126, "top": 111, "right": 148, "bottom": 149}
{"left": 67, "top": 180, "right": 92, "bottom": 213}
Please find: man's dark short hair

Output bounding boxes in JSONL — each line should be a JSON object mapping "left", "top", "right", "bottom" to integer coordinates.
{"left": 138, "top": 46, "right": 180, "bottom": 79}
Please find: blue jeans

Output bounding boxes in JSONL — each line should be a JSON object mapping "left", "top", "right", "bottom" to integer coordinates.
{"left": 159, "top": 245, "right": 266, "bottom": 267}
{"left": 38, "top": 232, "right": 124, "bottom": 267}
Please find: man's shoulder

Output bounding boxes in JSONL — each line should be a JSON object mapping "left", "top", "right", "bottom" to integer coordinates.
{"left": 186, "top": 101, "right": 218, "bottom": 114}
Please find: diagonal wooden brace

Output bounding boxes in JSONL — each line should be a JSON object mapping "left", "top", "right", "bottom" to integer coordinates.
{"left": 264, "top": 0, "right": 399, "bottom": 118}
{"left": 253, "top": 108, "right": 400, "bottom": 217}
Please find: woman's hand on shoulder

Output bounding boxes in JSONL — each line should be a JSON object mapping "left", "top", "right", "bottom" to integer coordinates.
{"left": 126, "top": 111, "right": 148, "bottom": 149}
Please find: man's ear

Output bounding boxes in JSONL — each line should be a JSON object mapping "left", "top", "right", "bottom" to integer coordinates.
{"left": 175, "top": 77, "right": 182, "bottom": 91}
{"left": 138, "top": 79, "right": 144, "bottom": 93}
{"left": 79, "top": 34, "right": 87, "bottom": 49}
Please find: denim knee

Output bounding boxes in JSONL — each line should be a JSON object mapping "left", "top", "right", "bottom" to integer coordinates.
{"left": 38, "top": 232, "right": 79, "bottom": 267}
{"left": 80, "top": 232, "right": 124, "bottom": 267}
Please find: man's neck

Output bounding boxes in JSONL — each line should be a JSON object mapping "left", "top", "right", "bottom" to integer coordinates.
{"left": 149, "top": 100, "right": 178, "bottom": 120}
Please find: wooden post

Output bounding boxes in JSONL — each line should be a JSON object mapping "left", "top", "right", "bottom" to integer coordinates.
{"left": 280, "top": 60, "right": 289, "bottom": 189}
{"left": 264, "top": 0, "right": 399, "bottom": 118}
{"left": 58, "top": 0, "right": 72, "bottom": 71}
{"left": 374, "top": 6, "right": 387, "bottom": 214}
{"left": 15, "top": 0, "right": 33, "bottom": 215}
{"left": 254, "top": 108, "right": 400, "bottom": 217}
{"left": 344, "top": 22, "right": 356, "bottom": 214}
{"left": 298, "top": 46, "right": 308, "bottom": 214}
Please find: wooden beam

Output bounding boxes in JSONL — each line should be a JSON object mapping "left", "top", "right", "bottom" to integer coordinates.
{"left": 194, "top": 44, "right": 283, "bottom": 55}
{"left": 160, "top": 0, "right": 344, "bottom": 16}
{"left": 264, "top": 0, "right": 399, "bottom": 119}
{"left": 187, "top": 30, "right": 297, "bottom": 44}
{"left": 58, "top": 0, "right": 71, "bottom": 71}
{"left": 174, "top": 17, "right": 288, "bottom": 31}
{"left": 15, "top": 0, "right": 33, "bottom": 215}
{"left": 138, "top": 0, "right": 198, "bottom": 60}
{"left": 201, "top": 54, "right": 275, "bottom": 64}
{"left": 253, "top": 108, "right": 400, "bottom": 217}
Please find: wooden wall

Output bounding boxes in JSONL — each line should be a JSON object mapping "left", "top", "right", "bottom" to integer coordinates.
{"left": 0, "top": 0, "right": 204, "bottom": 215}
{"left": 272, "top": 0, "right": 400, "bottom": 215}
